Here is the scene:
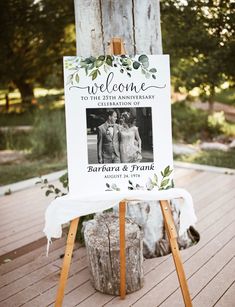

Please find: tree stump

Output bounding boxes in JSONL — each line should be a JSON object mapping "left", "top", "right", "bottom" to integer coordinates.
{"left": 84, "top": 212, "right": 144, "bottom": 295}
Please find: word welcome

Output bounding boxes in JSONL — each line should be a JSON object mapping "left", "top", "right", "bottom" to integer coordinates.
{"left": 71, "top": 72, "right": 165, "bottom": 95}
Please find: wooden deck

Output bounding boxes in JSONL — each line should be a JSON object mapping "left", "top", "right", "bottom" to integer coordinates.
{"left": 0, "top": 166, "right": 234, "bottom": 306}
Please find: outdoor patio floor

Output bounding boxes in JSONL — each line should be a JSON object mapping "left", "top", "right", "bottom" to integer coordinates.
{"left": 0, "top": 166, "right": 234, "bottom": 306}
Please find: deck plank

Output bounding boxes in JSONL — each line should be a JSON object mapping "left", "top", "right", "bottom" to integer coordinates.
{"left": 214, "top": 281, "right": 235, "bottom": 307}
{"left": 193, "top": 257, "right": 235, "bottom": 307}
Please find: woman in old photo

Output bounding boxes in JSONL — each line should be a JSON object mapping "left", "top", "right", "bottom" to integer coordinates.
{"left": 119, "top": 111, "right": 142, "bottom": 163}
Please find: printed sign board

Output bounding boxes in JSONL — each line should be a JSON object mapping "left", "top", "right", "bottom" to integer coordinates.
{"left": 63, "top": 55, "right": 173, "bottom": 197}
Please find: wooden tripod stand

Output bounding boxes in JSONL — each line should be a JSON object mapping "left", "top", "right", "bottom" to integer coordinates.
{"left": 55, "top": 37, "right": 192, "bottom": 307}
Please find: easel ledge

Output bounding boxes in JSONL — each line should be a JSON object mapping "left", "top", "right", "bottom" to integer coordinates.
{"left": 54, "top": 37, "right": 192, "bottom": 307}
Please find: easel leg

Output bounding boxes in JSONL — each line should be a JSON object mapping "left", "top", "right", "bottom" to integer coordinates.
{"left": 55, "top": 218, "right": 79, "bottom": 307}
{"left": 119, "top": 200, "right": 126, "bottom": 299}
{"left": 160, "top": 200, "right": 192, "bottom": 307}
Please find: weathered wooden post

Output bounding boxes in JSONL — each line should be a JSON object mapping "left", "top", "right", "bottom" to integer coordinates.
{"left": 74, "top": 0, "right": 162, "bottom": 56}
{"left": 73, "top": 0, "right": 171, "bottom": 259}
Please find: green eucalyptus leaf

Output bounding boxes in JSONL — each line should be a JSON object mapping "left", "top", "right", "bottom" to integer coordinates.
{"left": 98, "top": 55, "right": 105, "bottom": 61}
{"left": 85, "top": 58, "right": 91, "bottom": 64}
{"left": 85, "top": 56, "right": 95, "bottom": 64}
{"left": 75, "top": 73, "right": 79, "bottom": 83}
{"left": 161, "top": 178, "right": 170, "bottom": 187}
{"left": 126, "top": 58, "right": 132, "bottom": 66}
{"left": 164, "top": 166, "right": 173, "bottom": 177}
{"left": 133, "top": 61, "right": 141, "bottom": 69}
{"left": 92, "top": 70, "right": 98, "bottom": 80}
{"left": 138, "top": 54, "right": 148, "bottom": 63}
{"left": 106, "top": 55, "right": 113, "bottom": 66}
{"left": 143, "top": 61, "right": 149, "bottom": 69}
{"left": 88, "top": 63, "right": 95, "bottom": 70}
{"left": 138, "top": 55, "right": 149, "bottom": 68}
{"left": 45, "top": 190, "right": 52, "bottom": 196}
{"left": 164, "top": 166, "right": 170, "bottom": 176}
{"left": 95, "top": 60, "right": 103, "bottom": 68}
{"left": 145, "top": 72, "right": 151, "bottom": 79}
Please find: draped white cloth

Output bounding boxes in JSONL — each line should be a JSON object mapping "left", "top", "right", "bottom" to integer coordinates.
{"left": 44, "top": 188, "right": 197, "bottom": 254}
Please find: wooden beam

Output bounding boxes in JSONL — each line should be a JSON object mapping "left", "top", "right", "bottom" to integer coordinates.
{"left": 160, "top": 200, "right": 192, "bottom": 307}
{"left": 55, "top": 218, "right": 79, "bottom": 307}
{"left": 119, "top": 200, "right": 126, "bottom": 299}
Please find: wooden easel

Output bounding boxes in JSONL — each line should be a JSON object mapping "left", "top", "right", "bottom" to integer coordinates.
{"left": 55, "top": 37, "right": 192, "bottom": 307}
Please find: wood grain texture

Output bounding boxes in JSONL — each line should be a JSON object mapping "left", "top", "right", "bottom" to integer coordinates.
{"left": 55, "top": 218, "right": 79, "bottom": 307}
{"left": 160, "top": 200, "right": 192, "bottom": 307}
{"left": 119, "top": 201, "right": 126, "bottom": 299}
{"left": 74, "top": 0, "right": 162, "bottom": 55}
{"left": 84, "top": 213, "right": 144, "bottom": 296}
{"left": 134, "top": 0, "right": 162, "bottom": 54}
{"left": 74, "top": 0, "right": 104, "bottom": 56}
{"left": 101, "top": 0, "right": 134, "bottom": 54}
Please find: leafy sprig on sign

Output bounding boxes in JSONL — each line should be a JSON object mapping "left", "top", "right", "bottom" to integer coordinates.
{"left": 36, "top": 172, "right": 68, "bottom": 198}
{"left": 128, "top": 180, "right": 144, "bottom": 190}
{"left": 146, "top": 166, "right": 174, "bottom": 191}
{"left": 127, "top": 166, "right": 174, "bottom": 191}
{"left": 64, "top": 54, "right": 157, "bottom": 85}
{"left": 105, "top": 183, "right": 120, "bottom": 191}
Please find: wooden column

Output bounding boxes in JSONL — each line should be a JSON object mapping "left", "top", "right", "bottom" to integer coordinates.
{"left": 74, "top": 0, "right": 162, "bottom": 56}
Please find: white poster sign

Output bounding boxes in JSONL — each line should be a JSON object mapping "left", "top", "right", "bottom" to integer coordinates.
{"left": 63, "top": 55, "right": 173, "bottom": 197}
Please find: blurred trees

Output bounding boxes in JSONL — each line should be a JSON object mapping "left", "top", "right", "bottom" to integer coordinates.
{"left": 0, "top": 0, "right": 75, "bottom": 104}
{"left": 0, "top": 0, "right": 234, "bottom": 108}
{"left": 161, "top": 0, "right": 235, "bottom": 110}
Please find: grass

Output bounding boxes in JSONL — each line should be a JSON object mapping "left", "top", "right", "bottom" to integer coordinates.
{"left": 215, "top": 88, "right": 235, "bottom": 106}
{"left": 0, "top": 158, "right": 67, "bottom": 186}
{"left": 0, "top": 111, "right": 35, "bottom": 126}
{"left": 174, "top": 149, "right": 235, "bottom": 169}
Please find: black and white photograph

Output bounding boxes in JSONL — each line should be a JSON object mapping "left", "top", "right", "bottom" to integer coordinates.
{"left": 86, "top": 107, "right": 154, "bottom": 164}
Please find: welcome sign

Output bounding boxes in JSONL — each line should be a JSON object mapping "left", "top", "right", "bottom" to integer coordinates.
{"left": 63, "top": 55, "right": 173, "bottom": 197}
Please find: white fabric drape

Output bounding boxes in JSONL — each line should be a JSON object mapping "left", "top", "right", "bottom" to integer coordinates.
{"left": 44, "top": 188, "right": 197, "bottom": 254}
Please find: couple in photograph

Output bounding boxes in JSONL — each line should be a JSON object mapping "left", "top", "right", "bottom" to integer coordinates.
{"left": 97, "top": 109, "right": 142, "bottom": 164}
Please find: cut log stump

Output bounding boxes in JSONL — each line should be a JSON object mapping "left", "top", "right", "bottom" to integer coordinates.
{"left": 84, "top": 212, "right": 144, "bottom": 295}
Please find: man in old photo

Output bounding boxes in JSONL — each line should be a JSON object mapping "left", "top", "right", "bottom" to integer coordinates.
{"left": 97, "top": 109, "right": 120, "bottom": 163}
